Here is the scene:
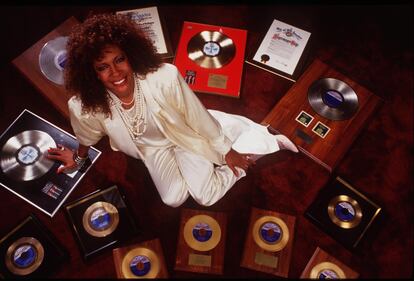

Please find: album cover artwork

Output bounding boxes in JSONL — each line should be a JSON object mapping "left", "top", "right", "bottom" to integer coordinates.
{"left": 64, "top": 185, "right": 139, "bottom": 260}
{"left": 305, "top": 176, "right": 382, "bottom": 249}
{"left": 117, "top": 6, "right": 173, "bottom": 60}
{"left": 0, "top": 109, "right": 101, "bottom": 217}
{"left": 0, "top": 214, "right": 68, "bottom": 278}
{"left": 246, "top": 18, "right": 312, "bottom": 82}
{"left": 174, "top": 21, "right": 247, "bottom": 98}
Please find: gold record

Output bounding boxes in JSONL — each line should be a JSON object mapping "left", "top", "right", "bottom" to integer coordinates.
{"left": 82, "top": 201, "right": 119, "bottom": 237}
{"left": 252, "top": 215, "right": 289, "bottom": 252}
{"left": 121, "top": 247, "right": 160, "bottom": 278}
{"left": 5, "top": 237, "right": 44, "bottom": 275}
{"left": 183, "top": 214, "right": 221, "bottom": 252}
{"left": 328, "top": 195, "right": 362, "bottom": 229}
{"left": 187, "top": 30, "right": 235, "bottom": 69}
{"left": 310, "top": 261, "right": 346, "bottom": 279}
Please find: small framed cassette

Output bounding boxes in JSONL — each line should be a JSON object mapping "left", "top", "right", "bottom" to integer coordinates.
{"left": 64, "top": 185, "right": 139, "bottom": 260}
{"left": 113, "top": 238, "right": 168, "bottom": 278}
{"left": 305, "top": 176, "right": 382, "bottom": 249}
{"left": 241, "top": 207, "right": 296, "bottom": 278}
{"left": 0, "top": 109, "right": 101, "bottom": 217}
{"left": 12, "top": 17, "right": 79, "bottom": 119}
{"left": 174, "top": 21, "right": 247, "bottom": 98}
{"left": 116, "top": 6, "right": 173, "bottom": 60}
{"left": 246, "top": 18, "right": 312, "bottom": 82}
{"left": 174, "top": 208, "right": 227, "bottom": 275}
{"left": 300, "top": 247, "right": 359, "bottom": 278}
{"left": 0, "top": 214, "right": 68, "bottom": 278}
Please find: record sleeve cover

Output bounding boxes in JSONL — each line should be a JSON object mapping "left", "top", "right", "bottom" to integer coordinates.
{"left": 0, "top": 109, "right": 101, "bottom": 217}
{"left": 174, "top": 21, "right": 247, "bottom": 98}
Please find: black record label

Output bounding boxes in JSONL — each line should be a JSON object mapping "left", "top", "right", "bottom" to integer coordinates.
{"left": 308, "top": 78, "right": 359, "bottom": 120}
{"left": 187, "top": 30, "right": 235, "bottom": 69}
{"left": 38, "top": 36, "right": 68, "bottom": 85}
{"left": 0, "top": 130, "right": 56, "bottom": 181}
{"left": 5, "top": 237, "right": 44, "bottom": 275}
{"left": 82, "top": 201, "right": 119, "bottom": 237}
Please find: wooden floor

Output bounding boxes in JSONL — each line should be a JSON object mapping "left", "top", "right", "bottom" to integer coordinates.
{"left": 0, "top": 3, "right": 412, "bottom": 278}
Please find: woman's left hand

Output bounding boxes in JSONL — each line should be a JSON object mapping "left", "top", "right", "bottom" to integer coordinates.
{"left": 225, "top": 149, "right": 256, "bottom": 176}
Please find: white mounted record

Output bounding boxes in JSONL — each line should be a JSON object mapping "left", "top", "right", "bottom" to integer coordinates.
{"left": 38, "top": 36, "right": 68, "bottom": 85}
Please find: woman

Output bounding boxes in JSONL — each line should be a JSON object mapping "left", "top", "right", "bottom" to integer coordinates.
{"left": 47, "top": 13, "right": 298, "bottom": 207}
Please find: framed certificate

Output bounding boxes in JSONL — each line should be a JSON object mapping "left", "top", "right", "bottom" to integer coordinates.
{"left": 246, "top": 19, "right": 311, "bottom": 82}
{"left": 117, "top": 6, "right": 174, "bottom": 60}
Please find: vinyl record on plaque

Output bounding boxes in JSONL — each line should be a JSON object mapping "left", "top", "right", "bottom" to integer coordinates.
{"left": 82, "top": 201, "right": 119, "bottom": 237}
{"left": 308, "top": 78, "right": 359, "bottom": 120}
{"left": 310, "top": 261, "right": 346, "bottom": 279}
{"left": 183, "top": 214, "right": 221, "bottom": 251}
{"left": 121, "top": 247, "right": 160, "bottom": 278}
{"left": 327, "top": 195, "right": 362, "bottom": 229}
{"left": 5, "top": 237, "right": 44, "bottom": 276}
{"left": 252, "top": 215, "right": 289, "bottom": 252}
{"left": 187, "top": 30, "right": 235, "bottom": 69}
{"left": 0, "top": 130, "right": 56, "bottom": 181}
{"left": 39, "top": 36, "right": 68, "bottom": 85}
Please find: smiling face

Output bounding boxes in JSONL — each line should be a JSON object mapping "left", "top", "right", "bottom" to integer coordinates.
{"left": 93, "top": 44, "right": 135, "bottom": 100}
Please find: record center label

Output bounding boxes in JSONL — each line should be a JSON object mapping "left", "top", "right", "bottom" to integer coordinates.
{"left": 130, "top": 255, "right": 151, "bottom": 276}
{"left": 319, "top": 269, "right": 339, "bottom": 279}
{"left": 17, "top": 145, "right": 39, "bottom": 165}
{"left": 335, "top": 201, "right": 355, "bottom": 221}
{"left": 192, "top": 222, "right": 213, "bottom": 242}
{"left": 260, "top": 222, "right": 282, "bottom": 243}
{"left": 13, "top": 245, "right": 36, "bottom": 268}
{"left": 203, "top": 42, "right": 220, "bottom": 56}
{"left": 90, "top": 208, "right": 111, "bottom": 230}
{"left": 323, "top": 90, "right": 343, "bottom": 108}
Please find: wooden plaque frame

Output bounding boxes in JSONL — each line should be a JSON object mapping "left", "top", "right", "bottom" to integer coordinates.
{"left": 12, "top": 17, "right": 80, "bottom": 120}
{"left": 262, "top": 59, "right": 382, "bottom": 172}
{"left": 241, "top": 207, "right": 296, "bottom": 278}
{"left": 113, "top": 238, "right": 168, "bottom": 278}
{"left": 174, "top": 208, "right": 227, "bottom": 275}
{"left": 300, "top": 247, "right": 359, "bottom": 278}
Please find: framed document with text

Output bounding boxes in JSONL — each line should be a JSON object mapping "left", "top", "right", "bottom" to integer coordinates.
{"left": 117, "top": 6, "right": 174, "bottom": 60}
{"left": 246, "top": 19, "right": 311, "bottom": 82}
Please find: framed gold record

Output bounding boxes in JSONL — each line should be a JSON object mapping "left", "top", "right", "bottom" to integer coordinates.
{"left": 113, "top": 238, "right": 168, "bottom": 279}
{"left": 305, "top": 176, "right": 382, "bottom": 249}
{"left": 82, "top": 201, "right": 119, "bottom": 238}
{"left": 300, "top": 247, "right": 359, "bottom": 278}
{"left": 0, "top": 214, "right": 68, "bottom": 278}
{"left": 175, "top": 208, "right": 227, "bottom": 275}
{"left": 241, "top": 207, "right": 296, "bottom": 278}
{"left": 183, "top": 214, "right": 221, "bottom": 252}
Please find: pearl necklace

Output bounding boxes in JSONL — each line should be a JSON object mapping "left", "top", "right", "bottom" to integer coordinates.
{"left": 109, "top": 75, "right": 147, "bottom": 142}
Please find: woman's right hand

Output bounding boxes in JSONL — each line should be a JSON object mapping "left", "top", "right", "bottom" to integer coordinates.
{"left": 47, "top": 144, "right": 77, "bottom": 174}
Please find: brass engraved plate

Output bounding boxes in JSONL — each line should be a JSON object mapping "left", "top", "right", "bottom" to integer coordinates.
{"left": 254, "top": 252, "right": 278, "bottom": 269}
{"left": 188, "top": 253, "right": 212, "bottom": 267}
{"left": 208, "top": 74, "right": 228, "bottom": 89}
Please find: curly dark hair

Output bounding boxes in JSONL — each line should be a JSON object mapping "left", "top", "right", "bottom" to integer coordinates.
{"left": 65, "top": 13, "right": 162, "bottom": 116}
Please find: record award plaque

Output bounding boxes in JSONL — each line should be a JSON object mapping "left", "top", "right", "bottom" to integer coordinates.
{"left": 65, "top": 185, "right": 139, "bottom": 260}
{"left": 113, "top": 238, "right": 168, "bottom": 278}
{"left": 12, "top": 17, "right": 79, "bottom": 119}
{"left": 241, "top": 207, "right": 296, "bottom": 277}
{"left": 305, "top": 176, "right": 382, "bottom": 249}
{"left": 0, "top": 109, "right": 101, "bottom": 217}
{"left": 300, "top": 247, "right": 359, "bottom": 278}
{"left": 0, "top": 214, "right": 68, "bottom": 278}
{"left": 174, "top": 208, "right": 227, "bottom": 275}
{"left": 262, "top": 59, "right": 382, "bottom": 172}
{"left": 174, "top": 21, "right": 247, "bottom": 98}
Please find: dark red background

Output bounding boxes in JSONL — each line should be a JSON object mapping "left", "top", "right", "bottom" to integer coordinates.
{"left": 0, "top": 3, "right": 412, "bottom": 278}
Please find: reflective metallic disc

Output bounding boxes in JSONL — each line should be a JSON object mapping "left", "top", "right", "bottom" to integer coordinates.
{"left": 5, "top": 237, "right": 44, "bottom": 276}
{"left": 0, "top": 130, "right": 56, "bottom": 181}
{"left": 39, "top": 36, "right": 68, "bottom": 85}
{"left": 328, "top": 195, "right": 362, "bottom": 229}
{"left": 82, "top": 201, "right": 119, "bottom": 237}
{"left": 187, "top": 30, "right": 235, "bottom": 69}
{"left": 310, "top": 261, "right": 346, "bottom": 279}
{"left": 308, "top": 78, "right": 359, "bottom": 120}
{"left": 252, "top": 215, "right": 289, "bottom": 252}
{"left": 183, "top": 214, "right": 221, "bottom": 251}
{"left": 121, "top": 247, "right": 160, "bottom": 278}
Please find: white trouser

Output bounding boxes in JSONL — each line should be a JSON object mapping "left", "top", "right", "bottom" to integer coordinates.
{"left": 142, "top": 110, "right": 281, "bottom": 207}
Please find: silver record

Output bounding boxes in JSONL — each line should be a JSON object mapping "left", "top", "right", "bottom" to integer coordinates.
{"left": 308, "top": 78, "right": 359, "bottom": 121}
{"left": 187, "top": 30, "right": 235, "bottom": 69}
{"left": 39, "top": 36, "right": 68, "bottom": 85}
{"left": 0, "top": 130, "right": 56, "bottom": 181}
